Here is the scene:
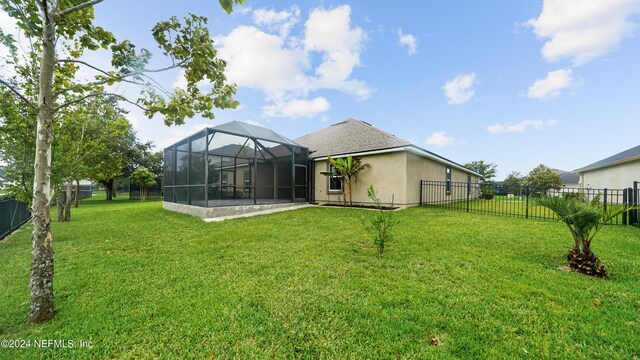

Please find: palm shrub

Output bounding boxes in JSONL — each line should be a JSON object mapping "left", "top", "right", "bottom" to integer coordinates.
{"left": 320, "top": 156, "right": 370, "bottom": 206}
{"left": 362, "top": 185, "right": 397, "bottom": 255}
{"left": 535, "top": 194, "right": 637, "bottom": 277}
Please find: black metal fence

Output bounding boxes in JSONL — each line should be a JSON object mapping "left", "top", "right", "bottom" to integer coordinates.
{"left": 420, "top": 180, "right": 639, "bottom": 226}
{"left": 0, "top": 198, "right": 31, "bottom": 240}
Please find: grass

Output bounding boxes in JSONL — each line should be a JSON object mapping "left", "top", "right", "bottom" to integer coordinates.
{"left": 1, "top": 197, "right": 639, "bottom": 358}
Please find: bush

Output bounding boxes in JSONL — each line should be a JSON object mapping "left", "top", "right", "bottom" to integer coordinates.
{"left": 362, "top": 185, "right": 397, "bottom": 255}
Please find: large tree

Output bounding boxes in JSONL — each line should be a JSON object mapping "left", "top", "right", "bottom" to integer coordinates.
{"left": 525, "top": 164, "right": 562, "bottom": 193}
{"left": 502, "top": 171, "right": 523, "bottom": 195}
{"left": 0, "top": 0, "right": 243, "bottom": 323}
{"left": 464, "top": 160, "right": 497, "bottom": 199}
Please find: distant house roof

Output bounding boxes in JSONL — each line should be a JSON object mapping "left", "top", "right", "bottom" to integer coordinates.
{"left": 295, "top": 118, "right": 479, "bottom": 176}
{"left": 575, "top": 144, "right": 640, "bottom": 173}
{"left": 552, "top": 169, "right": 580, "bottom": 185}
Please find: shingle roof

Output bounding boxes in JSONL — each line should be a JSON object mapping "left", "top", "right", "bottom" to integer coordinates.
{"left": 295, "top": 118, "right": 411, "bottom": 158}
{"left": 295, "top": 118, "right": 479, "bottom": 176}
{"left": 575, "top": 144, "right": 640, "bottom": 173}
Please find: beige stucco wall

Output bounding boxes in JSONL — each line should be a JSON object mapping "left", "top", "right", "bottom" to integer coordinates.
{"left": 313, "top": 152, "right": 407, "bottom": 206}
{"left": 580, "top": 160, "right": 640, "bottom": 190}
{"left": 312, "top": 151, "right": 478, "bottom": 207}
{"left": 405, "top": 152, "right": 479, "bottom": 206}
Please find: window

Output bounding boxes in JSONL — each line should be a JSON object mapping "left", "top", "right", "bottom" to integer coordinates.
{"left": 328, "top": 163, "right": 342, "bottom": 192}
{"left": 446, "top": 166, "right": 452, "bottom": 195}
{"left": 243, "top": 170, "right": 251, "bottom": 191}
{"left": 221, "top": 173, "right": 228, "bottom": 185}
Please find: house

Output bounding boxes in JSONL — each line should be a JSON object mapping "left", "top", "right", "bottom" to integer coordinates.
{"left": 551, "top": 169, "right": 581, "bottom": 189}
{"left": 295, "top": 118, "right": 480, "bottom": 207}
{"left": 575, "top": 144, "right": 640, "bottom": 189}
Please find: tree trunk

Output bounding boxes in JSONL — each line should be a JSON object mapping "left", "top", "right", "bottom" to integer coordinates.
{"left": 64, "top": 180, "right": 72, "bottom": 221}
{"left": 106, "top": 179, "right": 114, "bottom": 201}
{"left": 56, "top": 198, "right": 64, "bottom": 222}
{"left": 74, "top": 179, "right": 80, "bottom": 208}
{"left": 29, "top": 3, "right": 56, "bottom": 323}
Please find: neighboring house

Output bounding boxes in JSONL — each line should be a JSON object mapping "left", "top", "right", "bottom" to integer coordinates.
{"left": 575, "top": 145, "right": 640, "bottom": 189}
{"left": 552, "top": 169, "right": 581, "bottom": 189}
{"left": 295, "top": 118, "right": 480, "bottom": 207}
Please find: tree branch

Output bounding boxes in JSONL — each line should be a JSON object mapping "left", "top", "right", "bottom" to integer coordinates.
{"left": 56, "top": 0, "right": 104, "bottom": 18}
{"left": 0, "top": 78, "right": 37, "bottom": 110}
{"left": 54, "top": 92, "right": 148, "bottom": 112}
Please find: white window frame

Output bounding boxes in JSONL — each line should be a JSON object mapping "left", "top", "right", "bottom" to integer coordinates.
{"left": 327, "top": 163, "right": 343, "bottom": 193}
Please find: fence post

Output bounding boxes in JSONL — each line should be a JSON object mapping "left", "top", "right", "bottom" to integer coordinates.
{"left": 525, "top": 186, "right": 529, "bottom": 219}
{"left": 419, "top": 180, "right": 423, "bottom": 207}
{"left": 603, "top": 188, "right": 607, "bottom": 218}
{"left": 633, "top": 181, "right": 639, "bottom": 226}
{"left": 622, "top": 189, "right": 628, "bottom": 225}
{"left": 466, "top": 179, "right": 470, "bottom": 213}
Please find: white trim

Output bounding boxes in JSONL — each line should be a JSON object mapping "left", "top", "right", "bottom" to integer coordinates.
{"left": 575, "top": 155, "right": 640, "bottom": 173}
{"left": 314, "top": 145, "right": 480, "bottom": 176}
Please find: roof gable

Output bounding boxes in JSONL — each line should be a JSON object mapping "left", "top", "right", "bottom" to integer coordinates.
{"left": 576, "top": 144, "right": 640, "bottom": 173}
{"left": 295, "top": 118, "right": 411, "bottom": 158}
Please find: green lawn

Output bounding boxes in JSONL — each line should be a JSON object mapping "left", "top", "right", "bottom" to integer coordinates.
{"left": 1, "top": 198, "right": 639, "bottom": 358}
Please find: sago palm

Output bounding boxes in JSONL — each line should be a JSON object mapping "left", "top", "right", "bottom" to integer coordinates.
{"left": 535, "top": 194, "right": 636, "bottom": 277}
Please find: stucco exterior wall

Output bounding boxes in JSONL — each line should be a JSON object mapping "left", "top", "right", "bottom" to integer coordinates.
{"left": 313, "top": 152, "right": 407, "bottom": 206}
{"left": 405, "top": 152, "right": 478, "bottom": 206}
{"left": 312, "top": 151, "right": 478, "bottom": 207}
{"left": 580, "top": 160, "right": 640, "bottom": 190}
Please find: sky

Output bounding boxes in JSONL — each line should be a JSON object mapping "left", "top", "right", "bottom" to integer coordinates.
{"left": 2, "top": 0, "right": 640, "bottom": 179}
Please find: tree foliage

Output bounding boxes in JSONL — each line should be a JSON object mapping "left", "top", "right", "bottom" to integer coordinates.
{"left": 0, "top": 0, "right": 242, "bottom": 323}
{"left": 503, "top": 171, "right": 523, "bottom": 194}
{"left": 464, "top": 160, "right": 497, "bottom": 199}
{"left": 525, "top": 164, "right": 562, "bottom": 192}
{"left": 130, "top": 166, "right": 156, "bottom": 201}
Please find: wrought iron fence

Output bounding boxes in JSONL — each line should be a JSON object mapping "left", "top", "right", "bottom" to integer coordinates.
{"left": 0, "top": 198, "right": 31, "bottom": 240}
{"left": 420, "top": 180, "right": 639, "bottom": 226}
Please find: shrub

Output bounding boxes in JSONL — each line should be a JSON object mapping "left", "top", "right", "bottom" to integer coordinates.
{"left": 362, "top": 185, "right": 397, "bottom": 255}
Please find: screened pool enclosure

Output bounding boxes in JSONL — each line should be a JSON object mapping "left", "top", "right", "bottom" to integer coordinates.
{"left": 164, "top": 121, "right": 309, "bottom": 207}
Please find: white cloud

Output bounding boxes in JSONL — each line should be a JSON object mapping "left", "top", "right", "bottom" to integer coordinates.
{"left": 527, "top": 68, "right": 582, "bottom": 100}
{"left": 262, "top": 97, "right": 330, "bottom": 118}
{"left": 487, "top": 119, "right": 558, "bottom": 134}
{"left": 304, "top": 5, "right": 371, "bottom": 99}
{"left": 253, "top": 6, "right": 300, "bottom": 38}
{"left": 217, "top": 26, "right": 310, "bottom": 92}
{"left": 236, "top": 6, "right": 252, "bottom": 15}
{"left": 398, "top": 28, "right": 418, "bottom": 55}
{"left": 443, "top": 73, "right": 477, "bottom": 105}
{"left": 216, "top": 4, "right": 370, "bottom": 119}
{"left": 527, "top": 0, "right": 640, "bottom": 65}
{"left": 426, "top": 131, "right": 459, "bottom": 147}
